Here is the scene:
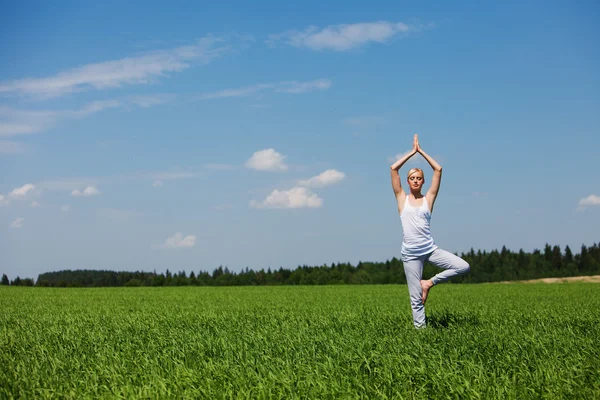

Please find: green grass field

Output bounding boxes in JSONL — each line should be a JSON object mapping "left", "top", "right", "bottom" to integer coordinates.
{"left": 1, "top": 283, "right": 599, "bottom": 399}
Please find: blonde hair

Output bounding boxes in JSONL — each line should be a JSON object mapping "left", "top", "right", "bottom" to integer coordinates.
{"left": 407, "top": 168, "right": 424, "bottom": 179}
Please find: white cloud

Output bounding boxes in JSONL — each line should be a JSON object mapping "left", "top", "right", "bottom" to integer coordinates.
{"left": 251, "top": 187, "right": 323, "bottom": 209}
{"left": 268, "top": 21, "right": 418, "bottom": 51}
{"left": 298, "top": 169, "right": 345, "bottom": 188}
{"left": 152, "top": 180, "right": 163, "bottom": 187}
{"left": 578, "top": 194, "right": 600, "bottom": 210}
{"left": 197, "top": 79, "right": 331, "bottom": 100}
{"left": 9, "top": 183, "right": 36, "bottom": 199}
{"left": 245, "top": 148, "right": 288, "bottom": 171}
{"left": 0, "top": 36, "right": 227, "bottom": 98}
{"left": 0, "top": 140, "right": 27, "bottom": 154}
{"left": 72, "top": 186, "right": 100, "bottom": 197}
{"left": 61, "top": 204, "right": 70, "bottom": 212}
{"left": 11, "top": 217, "right": 24, "bottom": 228}
{"left": 163, "top": 232, "right": 196, "bottom": 248}
{"left": 30, "top": 201, "right": 40, "bottom": 207}
{"left": 0, "top": 194, "right": 8, "bottom": 206}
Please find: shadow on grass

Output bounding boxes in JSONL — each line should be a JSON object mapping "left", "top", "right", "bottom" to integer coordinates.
{"left": 427, "top": 310, "right": 480, "bottom": 329}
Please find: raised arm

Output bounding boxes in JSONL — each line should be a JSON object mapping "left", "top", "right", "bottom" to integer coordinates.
{"left": 415, "top": 137, "right": 443, "bottom": 212}
{"left": 390, "top": 135, "right": 418, "bottom": 208}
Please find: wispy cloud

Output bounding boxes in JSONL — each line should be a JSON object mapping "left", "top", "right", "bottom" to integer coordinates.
{"left": 0, "top": 140, "right": 27, "bottom": 154}
{"left": 61, "top": 204, "right": 70, "bottom": 212}
{"left": 197, "top": 79, "right": 331, "bottom": 100}
{"left": 578, "top": 194, "right": 600, "bottom": 211}
{"left": 72, "top": 100, "right": 123, "bottom": 117}
{"left": 298, "top": 169, "right": 345, "bottom": 188}
{"left": 128, "top": 94, "right": 174, "bottom": 108}
{"left": 11, "top": 217, "right": 24, "bottom": 229}
{"left": 0, "top": 107, "right": 59, "bottom": 137}
{"left": 275, "top": 79, "right": 332, "bottom": 93}
{"left": 198, "top": 83, "right": 273, "bottom": 100}
{"left": 268, "top": 21, "right": 423, "bottom": 51}
{"left": 37, "top": 168, "right": 202, "bottom": 192}
{"left": 250, "top": 187, "right": 323, "bottom": 209}
{"left": 161, "top": 232, "right": 196, "bottom": 248}
{"left": 39, "top": 178, "right": 100, "bottom": 191}
{"left": 0, "top": 97, "right": 167, "bottom": 138}
{"left": 245, "top": 148, "right": 288, "bottom": 172}
{"left": 0, "top": 97, "right": 172, "bottom": 157}
{"left": 0, "top": 36, "right": 228, "bottom": 99}
{"left": 0, "top": 194, "right": 8, "bottom": 206}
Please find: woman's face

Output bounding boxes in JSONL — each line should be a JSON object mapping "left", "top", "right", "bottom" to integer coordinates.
{"left": 407, "top": 171, "right": 424, "bottom": 191}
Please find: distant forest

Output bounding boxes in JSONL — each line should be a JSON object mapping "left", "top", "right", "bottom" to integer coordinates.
{"left": 2, "top": 243, "right": 600, "bottom": 287}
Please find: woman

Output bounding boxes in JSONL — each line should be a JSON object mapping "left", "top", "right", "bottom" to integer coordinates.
{"left": 390, "top": 134, "right": 470, "bottom": 328}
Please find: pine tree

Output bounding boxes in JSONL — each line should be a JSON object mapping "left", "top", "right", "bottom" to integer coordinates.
{"left": 544, "top": 243, "right": 553, "bottom": 262}
{"left": 551, "top": 245, "right": 562, "bottom": 271}
{"left": 579, "top": 245, "right": 588, "bottom": 272}
{"left": 564, "top": 245, "right": 573, "bottom": 264}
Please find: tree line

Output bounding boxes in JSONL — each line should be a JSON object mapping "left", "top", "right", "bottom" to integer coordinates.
{"left": 2, "top": 243, "right": 599, "bottom": 288}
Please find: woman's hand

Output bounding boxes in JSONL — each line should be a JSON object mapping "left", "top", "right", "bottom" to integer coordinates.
{"left": 413, "top": 134, "right": 421, "bottom": 153}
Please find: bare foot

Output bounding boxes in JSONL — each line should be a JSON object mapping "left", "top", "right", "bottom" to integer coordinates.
{"left": 420, "top": 279, "right": 434, "bottom": 304}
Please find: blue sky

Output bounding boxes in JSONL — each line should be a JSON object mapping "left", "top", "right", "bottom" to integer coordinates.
{"left": 1, "top": 0, "right": 598, "bottom": 280}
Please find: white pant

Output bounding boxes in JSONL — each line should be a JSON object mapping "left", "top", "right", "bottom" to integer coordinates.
{"left": 403, "top": 248, "right": 470, "bottom": 328}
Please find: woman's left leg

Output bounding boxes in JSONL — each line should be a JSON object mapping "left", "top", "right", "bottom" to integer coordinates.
{"left": 427, "top": 248, "right": 470, "bottom": 285}
{"left": 403, "top": 256, "right": 428, "bottom": 328}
